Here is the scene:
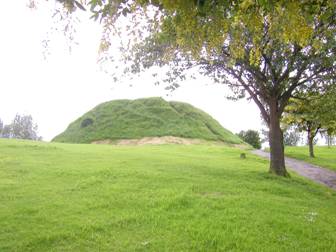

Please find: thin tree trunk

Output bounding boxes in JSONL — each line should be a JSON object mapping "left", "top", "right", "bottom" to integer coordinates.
{"left": 327, "top": 135, "right": 331, "bottom": 148}
{"left": 268, "top": 100, "right": 289, "bottom": 177}
{"left": 307, "top": 126, "right": 315, "bottom": 158}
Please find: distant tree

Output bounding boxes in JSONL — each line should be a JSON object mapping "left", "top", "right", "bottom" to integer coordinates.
{"left": 322, "top": 128, "right": 336, "bottom": 148}
{"left": 0, "top": 114, "right": 40, "bottom": 140}
{"left": 283, "top": 128, "right": 301, "bottom": 147}
{"left": 237, "top": 130, "right": 261, "bottom": 149}
{"left": 1, "top": 125, "right": 12, "bottom": 138}
{"left": 10, "top": 114, "right": 39, "bottom": 140}
{"left": 283, "top": 88, "right": 336, "bottom": 157}
{"left": 261, "top": 127, "right": 301, "bottom": 147}
{"left": 0, "top": 118, "right": 3, "bottom": 136}
{"left": 325, "top": 135, "right": 336, "bottom": 147}
{"left": 260, "top": 128, "right": 269, "bottom": 144}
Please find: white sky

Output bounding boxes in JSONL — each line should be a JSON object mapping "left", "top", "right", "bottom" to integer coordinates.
{"left": 0, "top": 1, "right": 263, "bottom": 141}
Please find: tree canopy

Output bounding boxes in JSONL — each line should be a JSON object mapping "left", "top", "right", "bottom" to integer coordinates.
{"left": 283, "top": 87, "right": 336, "bottom": 157}
{"left": 237, "top": 130, "right": 261, "bottom": 149}
{"left": 0, "top": 114, "right": 41, "bottom": 141}
{"left": 283, "top": 128, "right": 301, "bottom": 147}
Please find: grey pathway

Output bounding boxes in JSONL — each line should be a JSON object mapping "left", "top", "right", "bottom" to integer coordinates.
{"left": 252, "top": 150, "right": 336, "bottom": 190}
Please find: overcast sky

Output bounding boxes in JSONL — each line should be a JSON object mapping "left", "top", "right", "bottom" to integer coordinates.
{"left": 0, "top": 1, "right": 263, "bottom": 141}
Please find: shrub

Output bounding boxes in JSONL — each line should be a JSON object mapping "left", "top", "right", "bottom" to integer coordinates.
{"left": 237, "top": 130, "right": 261, "bottom": 149}
{"left": 81, "top": 118, "right": 94, "bottom": 128}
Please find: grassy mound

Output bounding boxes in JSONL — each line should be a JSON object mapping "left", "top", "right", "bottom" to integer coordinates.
{"left": 52, "top": 97, "right": 243, "bottom": 144}
{"left": 285, "top": 146, "right": 336, "bottom": 171}
{"left": 1, "top": 139, "right": 336, "bottom": 251}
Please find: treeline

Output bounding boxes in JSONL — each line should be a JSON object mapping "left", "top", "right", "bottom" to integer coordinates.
{"left": 239, "top": 127, "right": 335, "bottom": 153}
{"left": 282, "top": 86, "right": 336, "bottom": 157}
{"left": 0, "top": 114, "right": 41, "bottom": 141}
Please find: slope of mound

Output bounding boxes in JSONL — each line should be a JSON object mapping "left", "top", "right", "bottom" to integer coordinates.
{"left": 52, "top": 97, "right": 243, "bottom": 144}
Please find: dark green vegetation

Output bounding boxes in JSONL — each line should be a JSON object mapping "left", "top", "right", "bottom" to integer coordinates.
{"left": 237, "top": 130, "right": 261, "bottom": 149}
{"left": 1, "top": 139, "right": 336, "bottom": 251}
{"left": 285, "top": 146, "right": 336, "bottom": 172}
{"left": 53, "top": 97, "right": 242, "bottom": 144}
{"left": 283, "top": 87, "right": 336, "bottom": 158}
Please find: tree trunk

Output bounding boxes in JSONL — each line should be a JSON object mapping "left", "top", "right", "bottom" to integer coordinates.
{"left": 307, "top": 126, "right": 315, "bottom": 158}
{"left": 268, "top": 100, "right": 289, "bottom": 177}
{"left": 327, "top": 135, "right": 332, "bottom": 148}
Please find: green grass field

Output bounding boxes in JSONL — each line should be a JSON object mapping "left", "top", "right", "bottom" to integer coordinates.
{"left": 285, "top": 146, "right": 336, "bottom": 171}
{"left": 1, "top": 139, "right": 336, "bottom": 251}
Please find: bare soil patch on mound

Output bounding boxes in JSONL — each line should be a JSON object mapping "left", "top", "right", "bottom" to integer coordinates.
{"left": 92, "top": 136, "right": 237, "bottom": 146}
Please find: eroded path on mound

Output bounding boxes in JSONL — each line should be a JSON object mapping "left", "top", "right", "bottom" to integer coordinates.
{"left": 252, "top": 150, "right": 336, "bottom": 190}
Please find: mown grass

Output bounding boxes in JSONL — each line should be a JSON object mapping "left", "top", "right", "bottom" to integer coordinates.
{"left": 285, "top": 146, "right": 336, "bottom": 171}
{"left": 1, "top": 139, "right": 336, "bottom": 251}
{"left": 52, "top": 97, "right": 242, "bottom": 144}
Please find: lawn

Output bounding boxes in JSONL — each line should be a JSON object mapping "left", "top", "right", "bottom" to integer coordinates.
{"left": 1, "top": 139, "right": 336, "bottom": 251}
{"left": 285, "top": 146, "right": 336, "bottom": 171}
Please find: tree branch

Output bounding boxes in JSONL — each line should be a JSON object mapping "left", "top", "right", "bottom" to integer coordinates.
{"left": 229, "top": 69, "right": 270, "bottom": 124}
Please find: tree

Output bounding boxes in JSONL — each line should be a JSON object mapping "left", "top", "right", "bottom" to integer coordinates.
{"left": 0, "top": 114, "right": 40, "bottom": 140}
{"left": 283, "top": 128, "right": 301, "bottom": 147}
{"left": 0, "top": 118, "right": 3, "bottom": 136}
{"left": 237, "top": 130, "right": 261, "bottom": 149}
{"left": 44, "top": 1, "right": 336, "bottom": 176}
{"left": 324, "top": 132, "right": 336, "bottom": 147}
{"left": 283, "top": 88, "right": 336, "bottom": 157}
{"left": 322, "top": 117, "right": 336, "bottom": 148}
{"left": 11, "top": 114, "right": 39, "bottom": 140}
{"left": 1, "top": 125, "right": 12, "bottom": 138}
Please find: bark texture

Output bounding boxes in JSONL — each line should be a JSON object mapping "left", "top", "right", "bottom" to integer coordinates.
{"left": 268, "top": 100, "right": 289, "bottom": 177}
{"left": 307, "top": 127, "right": 315, "bottom": 158}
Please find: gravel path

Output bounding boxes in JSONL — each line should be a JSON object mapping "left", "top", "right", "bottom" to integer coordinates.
{"left": 252, "top": 150, "right": 336, "bottom": 190}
